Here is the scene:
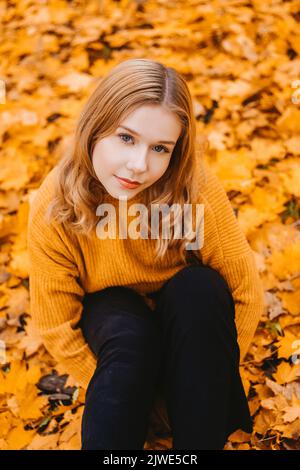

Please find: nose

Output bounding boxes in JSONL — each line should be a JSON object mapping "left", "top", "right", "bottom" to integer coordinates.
{"left": 126, "top": 145, "right": 148, "bottom": 174}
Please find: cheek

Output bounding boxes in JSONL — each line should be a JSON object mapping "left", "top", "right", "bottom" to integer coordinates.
{"left": 92, "top": 140, "right": 115, "bottom": 172}
{"left": 92, "top": 141, "right": 103, "bottom": 166}
{"left": 151, "top": 157, "right": 171, "bottom": 178}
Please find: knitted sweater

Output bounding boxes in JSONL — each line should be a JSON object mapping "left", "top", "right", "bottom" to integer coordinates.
{"left": 27, "top": 160, "right": 265, "bottom": 390}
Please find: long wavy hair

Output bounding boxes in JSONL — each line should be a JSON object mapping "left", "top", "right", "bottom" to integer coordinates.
{"left": 45, "top": 58, "right": 208, "bottom": 264}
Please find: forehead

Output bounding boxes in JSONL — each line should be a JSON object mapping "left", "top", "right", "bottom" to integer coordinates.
{"left": 117, "top": 106, "right": 182, "bottom": 143}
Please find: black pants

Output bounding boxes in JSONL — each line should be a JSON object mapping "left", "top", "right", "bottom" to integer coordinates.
{"left": 78, "top": 264, "right": 253, "bottom": 450}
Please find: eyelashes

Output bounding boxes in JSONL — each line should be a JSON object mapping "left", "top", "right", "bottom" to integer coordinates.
{"left": 118, "top": 133, "right": 170, "bottom": 154}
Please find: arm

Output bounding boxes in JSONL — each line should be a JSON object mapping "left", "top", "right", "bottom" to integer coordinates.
{"left": 27, "top": 196, "right": 97, "bottom": 390}
{"left": 198, "top": 162, "right": 265, "bottom": 363}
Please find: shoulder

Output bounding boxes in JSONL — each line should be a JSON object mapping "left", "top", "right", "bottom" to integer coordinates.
{"left": 199, "top": 159, "right": 224, "bottom": 192}
{"left": 27, "top": 166, "right": 78, "bottom": 264}
{"left": 195, "top": 158, "right": 230, "bottom": 207}
{"left": 27, "top": 166, "right": 64, "bottom": 246}
{"left": 195, "top": 158, "right": 253, "bottom": 259}
{"left": 28, "top": 166, "right": 59, "bottom": 225}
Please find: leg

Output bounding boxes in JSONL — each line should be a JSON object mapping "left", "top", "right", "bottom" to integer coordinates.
{"left": 154, "top": 264, "right": 253, "bottom": 450}
{"left": 78, "top": 286, "right": 163, "bottom": 450}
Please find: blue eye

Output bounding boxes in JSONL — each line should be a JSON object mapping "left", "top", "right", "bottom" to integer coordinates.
{"left": 153, "top": 145, "right": 169, "bottom": 153}
{"left": 119, "top": 133, "right": 133, "bottom": 144}
{"left": 118, "top": 133, "right": 169, "bottom": 154}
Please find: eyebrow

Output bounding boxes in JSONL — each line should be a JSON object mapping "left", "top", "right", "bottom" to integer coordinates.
{"left": 117, "top": 125, "right": 176, "bottom": 145}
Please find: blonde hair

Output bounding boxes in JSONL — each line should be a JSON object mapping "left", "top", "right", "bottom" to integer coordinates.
{"left": 45, "top": 58, "right": 208, "bottom": 264}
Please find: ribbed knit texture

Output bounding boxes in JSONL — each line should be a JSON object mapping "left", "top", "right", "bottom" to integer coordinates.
{"left": 27, "top": 161, "right": 265, "bottom": 390}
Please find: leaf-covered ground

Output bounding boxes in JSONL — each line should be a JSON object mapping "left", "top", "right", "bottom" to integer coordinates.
{"left": 0, "top": 0, "right": 299, "bottom": 450}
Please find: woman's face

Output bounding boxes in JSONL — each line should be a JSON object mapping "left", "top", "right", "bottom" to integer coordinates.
{"left": 92, "top": 104, "right": 182, "bottom": 200}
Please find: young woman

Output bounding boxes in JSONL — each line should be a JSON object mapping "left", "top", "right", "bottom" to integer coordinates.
{"left": 27, "top": 58, "right": 265, "bottom": 450}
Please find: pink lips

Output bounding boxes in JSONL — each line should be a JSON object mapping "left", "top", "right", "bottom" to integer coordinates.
{"left": 115, "top": 175, "right": 142, "bottom": 189}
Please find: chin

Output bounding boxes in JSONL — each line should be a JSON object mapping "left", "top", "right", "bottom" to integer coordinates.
{"left": 118, "top": 192, "right": 138, "bottom": 200}
{"left": 109, "top": 190, "right": 136, "bottom": 200}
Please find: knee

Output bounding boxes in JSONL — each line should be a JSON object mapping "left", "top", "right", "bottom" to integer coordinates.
{"left": 82, "top": 285, "right": 163, "bottom": 362}
{"left": 96, "top": 309, "right": 162, "bottom": 364}
{"left": 159, "top": 264, "right": 235, "bottom": 324}
{"left": 83, "top": 286, "right": 140, "bottom": 309}
{"left": 165, "top": 264, "right": 231, "bottom": 299}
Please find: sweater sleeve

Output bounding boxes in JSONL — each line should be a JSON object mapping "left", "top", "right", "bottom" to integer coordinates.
{"left": 198, "top": 162, "right": 265, "bottom": 363}
{"left": 27, "top": 193, "right": 97, "bottom": 390}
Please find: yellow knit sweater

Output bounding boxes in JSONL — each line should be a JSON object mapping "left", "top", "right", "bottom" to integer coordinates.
{"left": 27, "top": 160, "right": 265, "bottom": 391}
